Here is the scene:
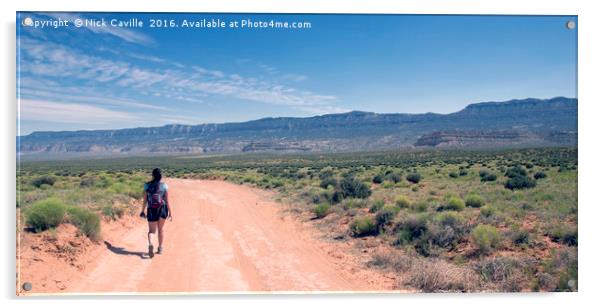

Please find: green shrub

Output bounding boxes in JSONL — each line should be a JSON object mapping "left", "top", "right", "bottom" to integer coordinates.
{"left": 459, "top": 169, "right": 468, "bottom": 176}
{"left": 369, "top": 199, "right": 385, "bottom": 213}
{"left": 350, "top": 216, "right": 378, "bottom": 237}
{"left": 448, "top": 171, "right": 459, "bottom": 178}
{"left": 25, "top": 198, "right": 67, "bottom": 232}
{"left": 471, "top": 224, "right": 501, "bottom": 254}
{"left": 313, "top": 203, "right": 330, "bottom": 219}
{"left": 511, "top": 228, "right": 530, "bottom": 245}
{"left": 395, "top": 195, "right": 411, "bottom": 208}
{"left": 109, "top": 182, "right": 128, "bottom": 194}
{"left": 319, "top": 177, "right": 337, "bottom": 189}
{"left": 534, "top": 172, "right": 547, "bottom": 180}
{"left": 79, "top": 177, "right": 96, "bottom": 187}
{"left": 465, "top": 194, "right": 485, "bottom": 208}
{"left": 412, "top": 201, "right": 428, "bottom": 212}
{"left": 31, "top": 175, "right": 56, "bottom": 188}
{"left": 435, "top": 211, "right": 463, "bottom": 228}
{"left": 547, "top": 226, "right": 578, "bottom": 246}
{"left": 505, "top": 175, "right": 537, "bottom": 190}
{"left": 439, "top": 197, "right": 465, "bottom": 211}
{"left": 101, "top": 205, "right": 125, "bottom": 220}
{"left": 375, "top": 205, "right": 400, "bottom": 228}
{"left": 479, "top": 170, "right": 491, "bottom": 178}
{"left": 372, "top": 174, "right": 384, "bottom": 184}
{"left": 342, "top": 198, "right": 367, "bottom": 210}
{"left": 406, "top": 173, "right": 422, "bottom": 184}
{"left": 480, "top": 205, "right": 495, "bottom": 217}
{"left": 67, "top": 206, "right": 101, "bottom": 240}
{"left": 505, "top": 166, "right": 528, "bottom": 178}
{"left": 481, "top": 174, "right": 497, "bottom": 182}
{"left": 385, "top": 172, "right": 402, "bottom": 183}
{"left": 394, "top": 215, "right": 428, "bottom": 245}
{"left": 340, "top": 176, "right": 372, "bottom": 199}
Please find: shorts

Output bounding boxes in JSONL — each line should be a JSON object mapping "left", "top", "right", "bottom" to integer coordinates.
{"left": 147, "top": 205, "right": 169, "bottom": 222}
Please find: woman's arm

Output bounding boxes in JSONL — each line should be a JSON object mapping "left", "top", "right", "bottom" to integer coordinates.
{"left": 165, "top": 190, "right": 173, "bottom": 220}
{"left": 140, "top": 191, "right": 147, "bottom": 217}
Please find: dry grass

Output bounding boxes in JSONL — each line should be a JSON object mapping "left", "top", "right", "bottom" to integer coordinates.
{"left": 406, "top": 258, "right": 481, "bottom": 292}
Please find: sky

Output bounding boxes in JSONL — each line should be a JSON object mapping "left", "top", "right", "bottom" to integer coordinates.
{"left": 16, "top": 13, "right": 577, "bottom": 135}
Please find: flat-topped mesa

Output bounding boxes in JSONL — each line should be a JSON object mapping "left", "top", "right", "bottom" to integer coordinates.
{"left": 18, "top": 97, "right": 577, "bottom": 156}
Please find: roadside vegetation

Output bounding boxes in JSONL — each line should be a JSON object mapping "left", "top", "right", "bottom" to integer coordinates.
{"left": 18, "top": 147, "right": 577, "bottom": 292}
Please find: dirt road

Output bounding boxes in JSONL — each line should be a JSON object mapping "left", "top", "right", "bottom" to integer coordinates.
{"left": 66, "top": 179, "right": 377, "bottom": 293}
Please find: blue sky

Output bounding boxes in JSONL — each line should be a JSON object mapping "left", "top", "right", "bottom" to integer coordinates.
{"left": 17, "top": 13, "right": 577, "bottom": 135}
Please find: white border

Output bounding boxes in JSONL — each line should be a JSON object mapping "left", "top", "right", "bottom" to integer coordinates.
{"left": 3, "top": 0, "right": 600, "bottom": 307}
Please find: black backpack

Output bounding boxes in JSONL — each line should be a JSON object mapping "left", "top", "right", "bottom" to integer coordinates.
{"left": 146, "top": 182, "right": 165, "bottom": 209}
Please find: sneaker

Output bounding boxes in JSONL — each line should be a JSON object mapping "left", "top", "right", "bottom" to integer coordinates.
{"left": 148, "top": 245, "right": 154, "bottom": 258}
{"left": 157, "top": 247, "right": 162, "bottom": 254}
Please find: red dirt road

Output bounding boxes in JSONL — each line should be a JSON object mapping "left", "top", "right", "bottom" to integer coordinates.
{"left": 66, "top": 179, "right": 377, "bottom": 293}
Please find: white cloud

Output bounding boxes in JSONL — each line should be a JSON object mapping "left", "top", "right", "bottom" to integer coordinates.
{"left": 19, "top": 99, "right": 139, "bottom": 124}
{"left": 19, "top": 37, "right": 344, "bottom": 118}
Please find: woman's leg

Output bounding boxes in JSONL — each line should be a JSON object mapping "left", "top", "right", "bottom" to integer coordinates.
{"left": 157, "top": 218, "right": 166, "bottom": 249}
{"left": 147, "top": 221, "right": 158, "bottom": 246}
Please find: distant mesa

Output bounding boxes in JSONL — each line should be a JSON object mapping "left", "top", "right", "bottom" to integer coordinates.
{"left": 18, "top": 97, "right": 577, "bottom": 157}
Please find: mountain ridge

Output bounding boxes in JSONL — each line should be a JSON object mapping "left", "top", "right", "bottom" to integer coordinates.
{"left": 18, "top": 97, "right": 577, "bottom": 155}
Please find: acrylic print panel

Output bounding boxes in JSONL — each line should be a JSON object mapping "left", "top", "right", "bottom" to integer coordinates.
{"left": 16, "top": 12, "right": 577, "bottom": 295}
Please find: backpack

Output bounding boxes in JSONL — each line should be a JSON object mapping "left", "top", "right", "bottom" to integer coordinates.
{"left": 146, "top": 182, "right": 165, "bottom": 209}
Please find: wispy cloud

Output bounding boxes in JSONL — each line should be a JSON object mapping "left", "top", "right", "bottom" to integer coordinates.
{"left": 19, "top": 99, "right": 139, "bottom": 124}
{"left": 18, "top": 35, "right": 344, "bottom": 132}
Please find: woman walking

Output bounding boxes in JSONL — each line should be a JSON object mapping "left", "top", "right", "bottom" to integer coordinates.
{"left": 140, "top": 168, "right": 172, "bottom": 258}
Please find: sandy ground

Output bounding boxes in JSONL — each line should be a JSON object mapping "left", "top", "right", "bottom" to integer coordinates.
{"left": 19, "top": 179, "right": 395, "bottom": 294}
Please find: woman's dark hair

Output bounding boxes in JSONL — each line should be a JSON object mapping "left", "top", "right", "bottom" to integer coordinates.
{"left": 146, "top": 168, "right": 162, "bottom": 193}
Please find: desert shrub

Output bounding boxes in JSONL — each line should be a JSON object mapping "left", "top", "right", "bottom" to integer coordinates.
{"left": 435, "top": 211, "right": 464, "bottom": 228}
{"left": 395, "top": 195, "right": 411, "bottom": 208}
{"left": 350, "top": 216, "right": 378, "bottom": 237}
{"left": 475, "top": 257, "right": 518, "bottom": 282}
{"left": 340, "top": 176, "right": 372, "bottom": 199}
{"left": 412, "top": 201, "right": 428, "bottom": 212}
{"left": 471, "top": 224, "right": 501, "bottom": 254}
{"left": 31, "top": 175, "right": 56, "bottom": 188}
{"left": 372, "top": 174, "right": 384, "bottom": 184}
{"left": 479, "top": 170, "right": 491, "bottom": 178}
{"left": 448, "top": 171, "right": 459, "bottom": 178}
{"left": 385, "top": 172, "right": 402, "bottom": 183}
{"left": 25, "top": 198, "right": 66, "bottom": 232}
{"left": 547, "top": 249, "right": 578, "bottom": 291}
{"left": 459, "top": 169, "right": 468, "bottom": 176}
{"left": 547, "top": 226, "right": 578, "bottom": 246}
{"left": 319, "top": 177, "right": 337, "bottom": 189}
{"left": 313, "top": 203, "right": 330, "bottom": 219}
{"left": 67, "top": 206, "right": 101, "bottom": 240}
{"left": 79, "top": 176, "right": 96, "bottom": 187}
{"left": 505, "top": 166, "right": 528, "bottom": 178}
{"left": 342, "top": 198, "right": 367, "bottom": 210}
{"left": 407, "top": 258, "right": 480, "bottom": 292}
{"left": 505, "top": 175, "right": 537, "bottom": 190}
{"left": 465, "top": 194, "right": 485, "bottom": 208}
{"left": 394, "top": 215, "right": 428, "bottom": 245}
{"left": 534, "top": 171, "right": 547, "bottom": 180}
{"left": 109, "top": 182, "right": 128, "bottom": 194}
{"left": 438, "top": 197, "right": 465, "bottom": 211}
{"left": 481, "top": 174, "right": 497, "bottom": 182}
{"left": 101, "top": 205, "right": 125, "bottom": 220}
{"left": 474, "top": 257, "right": 531, "bottom": 291}
{"left": 369, "top": 199, "right": 385, "bottom": 213}
{"left": 511, "top": 228, "right": 530, "bottom": 245}
{"left": 480, "top": 205, "right": 495, "bottom": 218}
{"left": 367, "top": 251, "right": 413, "bottom": 272}
{"left": 406, "top": 173, "right": 422, "bottom": 184}
{"left": 375, "top": 205, "right": 400, "bottom": 228}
